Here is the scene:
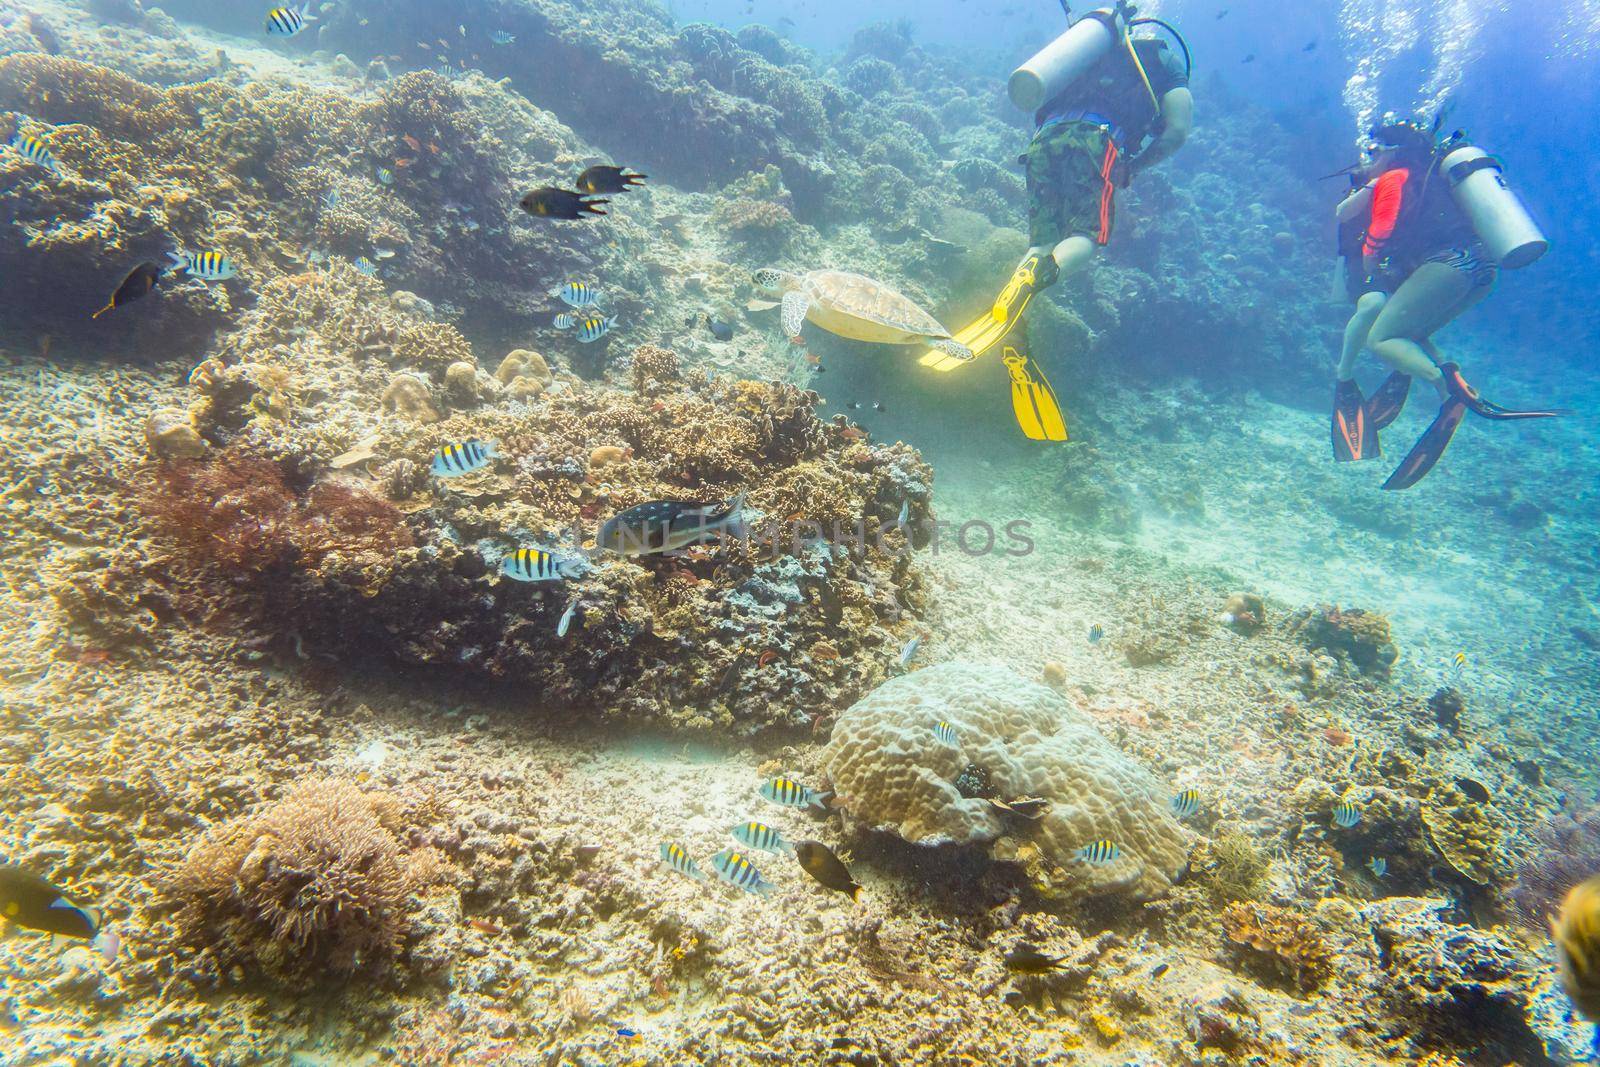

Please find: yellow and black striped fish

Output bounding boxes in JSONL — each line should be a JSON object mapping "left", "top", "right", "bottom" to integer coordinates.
{"left": 431, "top": 439, "right": 498, "bottom": 478}
{"left": 166, "top": 250, "right": 237, "bottom": 281}
{"left": 933, "top": 720, "right": 960, "bottom": 746}
{"left": 1076, "top": 840, "right": 1120, "bottom": 866}
{"left": 265, "top": 2, "right": 314, "bottom": 36}
{"left": 1333, "top": 800, "right": 1361, "bottom": 828}
{"left": 8, "top": 133, "right": 58, "bottom": 173}
{"left": 759, "top": 777, "right": 829, "bottom": 810}
{"left": 501, "top": 547, "right": 579, "bottom": 583}
{"left": 1170, "top": 789, "right": 1201, "bottom": 819}
{"left": 551, "top": 281, "right": 602, "bottom": 309}
{"left": 659, "top": 842, "right": 703, "bottom": 882}
{"left": 575, "top": 314, "right": 616, "bottom": 344}
{"left": 709, "top": 849, "right": 775, "bottom": 896}
{"left": 731, "top": 821, "right": 791, "bottom": 855}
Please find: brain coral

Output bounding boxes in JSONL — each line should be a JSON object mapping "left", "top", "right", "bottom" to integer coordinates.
{"left": 821, "top": 662, "right": 1191, "bottom": 900}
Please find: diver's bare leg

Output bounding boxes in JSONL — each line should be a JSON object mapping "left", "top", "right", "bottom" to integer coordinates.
{"left": 1337, "top": 291, "right": 1389, "bottom": 380}
{"left": 1368, "top": 263, "right": 1476, "bottom": 398}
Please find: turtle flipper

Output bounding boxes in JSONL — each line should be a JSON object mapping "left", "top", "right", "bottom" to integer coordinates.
{"left": 928, "top": 338, "right": 973, "bottom": 365}
{"left": 781, "top": 292, "right": 810, "bottom": 342}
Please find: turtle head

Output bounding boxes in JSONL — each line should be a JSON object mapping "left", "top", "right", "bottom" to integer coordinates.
{"left": 751, "top": 268, "right": 796, "bottom": 298}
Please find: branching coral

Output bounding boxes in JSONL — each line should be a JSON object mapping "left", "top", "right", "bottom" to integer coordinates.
{"left": 1221, "top": 902, "right": 1332, "bottom": 992}
{"left": 167, "top": 779, "right": 452, "bottom": 984}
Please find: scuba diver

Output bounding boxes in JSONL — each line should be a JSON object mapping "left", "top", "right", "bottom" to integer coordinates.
{"left": 923, "top": 1, "right": 1193, "bottom": 379}
{"left": 1327, "top": 115, "right": 1565, "bottom": 489}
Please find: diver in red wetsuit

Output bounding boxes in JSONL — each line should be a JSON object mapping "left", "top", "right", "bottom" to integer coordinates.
{"left": 1328, "top": 118, "right": 1565, "bottom": 490}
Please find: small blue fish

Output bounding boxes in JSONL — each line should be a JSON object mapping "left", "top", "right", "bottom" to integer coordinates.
{"left": 1170, "top": 789, "right": 1201, "bottom": 819}
{"left": 615, "top": 1027, "right": 640, "bottom": 1040}
{"left": 1076, "top": 840, "right": 1120, "bottom": 866}
{"left": 265, "top": 2, "right": 314, "bottom": 36}
{"left": 705, "top": 316, "right": 733, "bottom": 341}
{"left": 375, "top": 166, "right": 395, "bottom": 186}
{"left": 576, "top": 314, "right": 617, "bottom": 343}
{"left": 352, "top": 256, "right": 378, "bottom": 276}
{"left": 553, "top": 312, "right": 579, "bottom": 330}
{"left": 933, "top": 720, "right": 959, "bottom": 747}
{"left": 501, "top": 547, "right": 581, "bottom": 583}
{"left": 709, "top": 849, "right": 776, "bottom": 896}
{"left": 1333, "top": 801, "right": 1361, "bottom": 828}
{"left": 731, "top": 821, "right": 792, "bottom": 855}
{"left": 321, "top": 189, "right": 341, "bottom": 210}
{"left": 8, "top": 133, "right": 58, "bottom": 173}
{"left": 1367, "top": 857, "right": 1387, "bottom": 878}
{"left": 490, "top": 30, "right": 515, "bottom": 44}
{"left": 430, "top": 439, "right": 497, "bottom": 478}
{"left": 899, "top": 635, "right": 921, "bottom": 668}
{"left": 659, "top": 842, "right": 703, "bottom": 882}
{"left": 166, "top": 250, "right": 237, "bottom": 281}
{"left": 552, "top": 281, "right": 602, "bottom": 308}
{"left": 759, "top": 777, "right": 829, "bottom": 810}
{"left": 556, "top": 601, "right": 578, "bottom": 638}
{"left": 1088, "top": 624, "right": 1104, "bottom": 644}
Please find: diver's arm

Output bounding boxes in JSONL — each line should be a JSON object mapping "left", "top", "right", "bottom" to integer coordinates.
{"left": 1336, "top": 184, "right": 1374, "bottom": 223}
{"left": 1132, "top": 87, "right": 1193, "bottom": 173}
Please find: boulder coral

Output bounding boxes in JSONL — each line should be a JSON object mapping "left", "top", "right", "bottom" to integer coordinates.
{"left": 820, "top": 662, "right": 1191, "bottom": 901}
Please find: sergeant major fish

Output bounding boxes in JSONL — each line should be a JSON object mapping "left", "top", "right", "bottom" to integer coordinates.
{"left": 1170, "top": 789, "right": 1201, "bottom": 819}
{"left": 1333, "top": 800, "right": 1361, "bottom": 828}
{"left": 933, "top": 720, "right": 959, "bottom": 746}
{"left": 431, "top": 439, "right": 497, "bottom": 478}
{"left": 597, "top": 495, "right": 747, "bottom": 556}
{"left": 501, "top": 547, "right": 583, "bottom": 583}
{"left": 659, "top": 842, "right": 703, "bottom": 882}
{"left": 1076, "top": 840, "right": 1120, "bottom": 866}
{"left": 731, "top": 821, "right": 792, "bottom": 855}
{"left": 265, "top": 2, "right": 315, "bottom": 36}
{"left": 709, "top": 849, "right": 776, "bottom": 896}
{"left": 7, "top": 132, "right": 58, "bottom": 173}
{"left": 576, "top": 314, "right": 617, "bottom": 343}
{"left": 167, "top": 250, "right": 237, "bottom": 282}
{"left": 758, "top": 776, "right": 830, "bottom": 811}
{"left": 552, "top": 281, "right": 603, "bottom": 309}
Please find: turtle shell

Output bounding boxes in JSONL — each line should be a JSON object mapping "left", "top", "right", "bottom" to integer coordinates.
{"left": 803, "top": 270, "right": 948, "bottom": 340}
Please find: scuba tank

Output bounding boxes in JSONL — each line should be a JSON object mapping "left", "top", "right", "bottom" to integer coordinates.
{"left": 1009, "top": 5, "right": 1125, "bottom": 112}
{"left": 1439, "top": 144, "right": 1548, "bottom": 269}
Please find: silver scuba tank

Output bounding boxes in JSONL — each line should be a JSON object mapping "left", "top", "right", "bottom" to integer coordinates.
{"left": 1440, "top": 145, "right": 1548, "bottom": 270}
{"left": 1009, "top": 7, "right": 1122, "bottom": 112}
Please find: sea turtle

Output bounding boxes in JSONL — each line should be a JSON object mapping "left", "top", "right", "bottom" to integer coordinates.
{"left": 751, "top": 268, "right": 973, "bottom": 365}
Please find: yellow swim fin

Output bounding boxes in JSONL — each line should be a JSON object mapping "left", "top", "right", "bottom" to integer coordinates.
{"left": 921, "top": 255, "right": 1046, "bottom": 371}
{"left": 1003, "top": 347, "right": 1068, "bottom": 442}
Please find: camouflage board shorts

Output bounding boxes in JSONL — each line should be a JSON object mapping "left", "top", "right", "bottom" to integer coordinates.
{"left": 1025, "top": 119, "right": 1121, "bottom": 249}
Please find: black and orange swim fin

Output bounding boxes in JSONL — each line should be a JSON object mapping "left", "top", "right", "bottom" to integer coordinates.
{"left": 1332, "top": 379, "right": 1378, "bottom": 462}
{"left": 1364, "top": 372, "right": 1412, "bottom": 430}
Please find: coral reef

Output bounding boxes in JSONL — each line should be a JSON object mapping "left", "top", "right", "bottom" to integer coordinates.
{"left": 1510, "top": 804, "right": 1600, "bottom": 929}
{"left": 1192, "top": 829, "right": 1270, "bottom": 903}
{"left": 1221, "top": 901, "right": 1332, "bottom": 992}
{"left": 821, "top": 662, "right": 1191, "bottom": 901}
{"left": 1288, "top": 604, "right": 1400, "bottom": 677}
{"left": 167, "top": 778, "right": 454, "bottom": 984}
{"left": 123, "top": 269, "right": 934, "bottom": 735}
